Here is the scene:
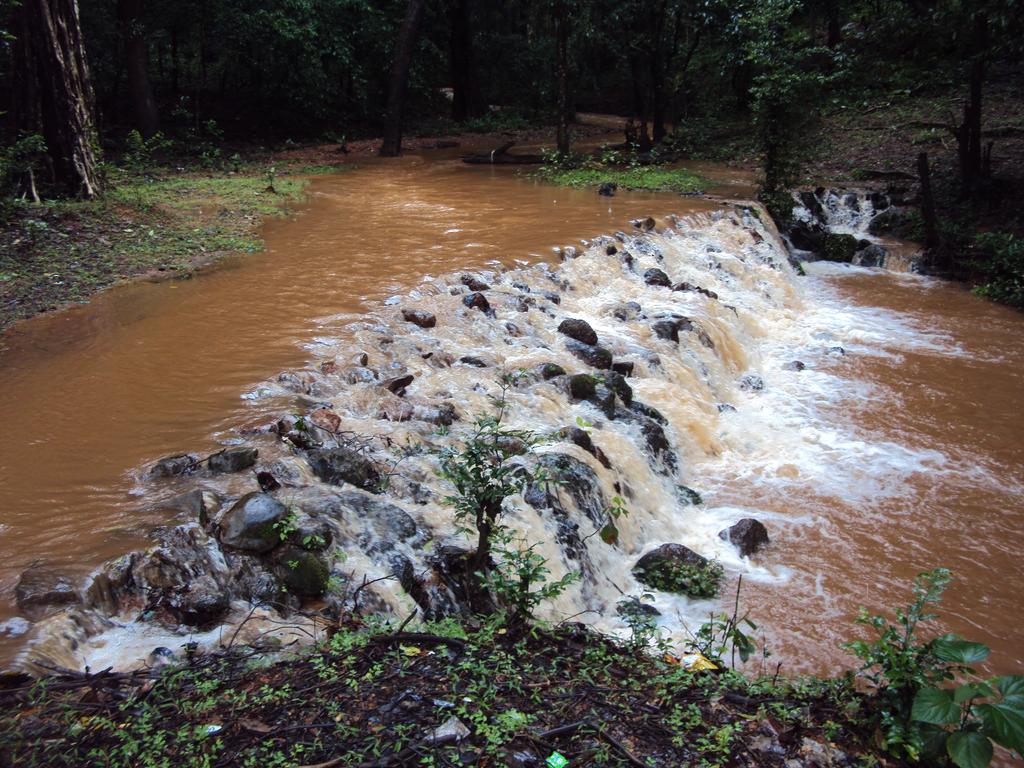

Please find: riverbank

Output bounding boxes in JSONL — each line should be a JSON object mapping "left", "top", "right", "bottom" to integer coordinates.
{"left": 0, "top": 166, "right": 317, "bottom": 334}
{"left": 0, "top": 618, "right": 890, "bottom": 768}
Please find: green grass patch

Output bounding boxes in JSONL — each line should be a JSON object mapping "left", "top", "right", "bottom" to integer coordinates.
{"left": 0, "top": 167, "right": 312, "bottom": 331}
{"left": 536, "top": 164, "right": 705, "bottom": 193}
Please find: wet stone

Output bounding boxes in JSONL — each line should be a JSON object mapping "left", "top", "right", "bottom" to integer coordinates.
{"left": 739, "top": 374, "right": 765, "bottom": 392}
{"left": 557, "top": 318, "right": 598, "bottom": 346}
{"left": 207, "top": 446, "right": 258, "bottom": 474}
{"left": 274, "top": 547, "right": 330, "bottom": 597}
{"left": 149, "top": 453, "right": 198, "bottom": 478}
{"left": 652, "top": 320, "right": 679, "bottom": 343}
{"left": 538, "top": 362, "right": 566, "bottom": 380}
{"left": 306, "top": 447, "right": 382, "bottom": 492}
{"left": 644, "top": 268, "right": 672, "bottom": 287}
{"left": 383, "top": 374, "right": 414, "bottom": 395}
{"left": 598, "top": 181, "right": 617, "bottom": 197}
{"left": 719, "top": 518, "right": 770, "bottom": 557}
{"left": 460, "top": 274, "right": 490, "bottom": 292}
{"left": 15, "top": 566, "right": 80, "bottom": 619}
{"left": 219, "top": 492, "right": 288, "bottom": 553}
{"left": 462, "top": 292, "right": 491, "bottom": 313}
{"left": 401, "top": 308, "right": 437, "bottom": 328}
{"left": 782, "top": 361, "right": 806, "bottom": 372}
{"left": 458, "top": 356, "right": 488, "bottom": 367}
{"left": 611, "top": 301, "right": 642, "bottom": 321}
{"left": 567, "top": 373, "right": 597, "bottom": 400}
{"left": 611, "top": 361, "right": 634, "bottom": 377}
{"left": 565, "top": 339, "right": 613, "bottom": 369}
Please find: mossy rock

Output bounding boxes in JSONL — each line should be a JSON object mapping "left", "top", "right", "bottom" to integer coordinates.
{"left": 819, "top": 233, "right": 859, "bottom": 263}
{"left": 275, "top": 547, "right": 330, "bottom": 596}
{"left": 633, "top": 543, "right": 723, "bottom": 598}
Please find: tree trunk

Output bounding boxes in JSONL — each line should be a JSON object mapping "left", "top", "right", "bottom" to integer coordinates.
{"left": 380, "top": 0, "right": 427, "bottom": 157}
{"left": 554, "top": 0, "right": 571, "bottom": 157}
{"left": 958, "top": 13, "right": 987, "bottom": 198}
{"left": 917, "top": 152, "right": 942, "bottom": 259}
{"left": 649, "top": 0, "right": 669, "bottom": 143}
{"left": 118, "top": 0, "right": 159, "bottom": 138}
{"left": 449, "top": 0, "right": 486, "bottom": 121}
{"left": 10, "top": 0, "right": 103, "bottom": 198}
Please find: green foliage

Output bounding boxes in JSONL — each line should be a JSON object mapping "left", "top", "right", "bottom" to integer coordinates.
{"left": 438, "top": 375, "right": 577, "bottom": 617}
{"left": 0, "top": 133, "right": 47, "bottom": 198}
{"left": 970, "top": 232, "right": 1024, "bottom": 308}
{"left": 535, "top": 163, "right": 704, "bottom": 193}
{"left": 847, "top": 568, "right": 1024, "bottom": 766}
{"left": 121, "top": 130, "right": 173, "bottom": 173}
{"left": 637, "top": 558, "right": 724, "bottom": 599}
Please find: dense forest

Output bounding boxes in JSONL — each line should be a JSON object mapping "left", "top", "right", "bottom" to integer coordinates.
{"left": 2, "top": 0, "right": 1023, "bottom": 301}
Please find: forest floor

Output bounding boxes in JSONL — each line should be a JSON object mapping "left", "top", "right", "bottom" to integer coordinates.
{"left": 0, "top": 617, "right": 896, "bottom": 768}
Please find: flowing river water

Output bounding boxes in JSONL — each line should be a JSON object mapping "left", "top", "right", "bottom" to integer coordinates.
{"left": 0, "top": 147, "right": 1021, "bottom": 679}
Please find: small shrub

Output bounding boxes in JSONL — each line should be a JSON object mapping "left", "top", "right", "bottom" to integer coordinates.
{"left": 970, "top": 232, "right": 1024, "bottom": 308}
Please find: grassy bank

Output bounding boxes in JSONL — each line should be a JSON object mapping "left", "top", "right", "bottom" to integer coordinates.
{"left": 0, "top": 165, "right": 329, "bottom": 334}
{"left": 535, "top": 163, "right": 705, "bottom": 194}
{"left": 0, "top": 618, "right": 881, "bottom": 768}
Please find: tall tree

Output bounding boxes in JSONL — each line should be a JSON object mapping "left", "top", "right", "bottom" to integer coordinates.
{"left": 10, "top": 0, "right": 103, "bottom": 197}
{"left": 553, "top": 0, "right": 570, "bottom": 157}
{"left": 448, "top": 0, "right": 485, "bottom": 121}
{"left": 118, "top": 0, "right": 158, "bottom": 138}
{"left": 380, "top": 0, "right": 427, "bottom": 157}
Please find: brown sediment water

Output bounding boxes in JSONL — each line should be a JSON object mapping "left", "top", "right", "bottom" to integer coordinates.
{"left": 0, "top": 148, "right": 1022, "bottom": 683}
{"left": 0, "top": 151, "right": 724, "bottom": 664}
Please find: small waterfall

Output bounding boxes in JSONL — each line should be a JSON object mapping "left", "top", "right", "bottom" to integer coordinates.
{"left": 13, "top": 204, "right": 874, "bottom": 671}
{"left": 787, "top": 187, "right": 923, "bottom": 272}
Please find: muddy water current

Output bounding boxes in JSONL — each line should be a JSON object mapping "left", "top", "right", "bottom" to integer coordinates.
{"left": 0, "top": 150, "right": 1021, "bottom": 678}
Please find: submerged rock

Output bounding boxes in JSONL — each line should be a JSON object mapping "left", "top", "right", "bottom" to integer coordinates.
{"left": 643, "top": 268, "right": 671, "bottom": 287}
{"left": 219, "top": 493, "right": 288, "bottom": 553}
{"left": 633, "top": 544, "right": 722, "bottom": 598}
{"left": 149, "top": 454, "right": 198, "bottom": 478}
{"left": 566, "top": 373, "right": 597, "bottom": 400}
{"left": 739, "top": 374, "right": 765, "bottom": 392}
{"left": 306, "top": 447, "right": 382, "bottom": 492}
{"left": 401, "top": 308, "right": 437, "bottom": 328}
{"left": 557, "top": 318, "right": 598, "bottom": 346}
{"left": 719, "top": 518, "right": 769, "bottom": 557}
{"left": 853, "top": 243, "right": 887, "bottom": 267}
{"left": 611, "top": 301, "right": 642, "bottom": 321}
{"left": 557, "top": 426, "right": 611, "bottom": 469}
{"left": 460, "top": 274, "right": 490, "bottom": 292}
{"left": 462, "top": 292, "right": 491, "bottom": 314}
{"left": 651, "top": 320, "right": 679, "bottom": 343}
{"left": 208, "top": 447, "right": 258, "bottom": 474}
{"left": 537, "top": 362, "right": 566, "bottom": 380}
{"left": 782, "top": 361, "right": 806, "bottom": 372}
{"left": 565, "top": 339, "right": 612, "bottom": 369}
{"left": 15, "top": 566, "right": 80, "bottom": 619}
{"left": 675, "top": 485, "right": 703, "bottom": 506}
{"left": 597, "top": 182, "right": 617, "bottom": 197}
{"left": 611, "top": 361, "right": 634, "bottom": 377}
{"left": 176, "top": 575, "right": 231, "bottom": 627}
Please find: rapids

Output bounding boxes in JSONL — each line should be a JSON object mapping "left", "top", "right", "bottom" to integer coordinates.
{"left": 1, "top": 156, "right": 1022, "bottom": 679}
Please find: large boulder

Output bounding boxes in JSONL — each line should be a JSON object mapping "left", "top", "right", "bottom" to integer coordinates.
{"left": 719, "top": 518, "right": 769, "bottom": 557}
{"left": 853, "top": 242, "right": 887, "bottom": 267}
{"left": 557, "top": 318, "right": 598, "bottom": 346}
{"left": 306, "top": 447, "right": 382, "bottom": 492}
{"left": 633, "top": 543, "right": 723, "bottom": 598}
{"left": 219, "top": 492, "right": 288, "bottom": 552}
{"left": 208, "top": 447, "right": 258, "bottom": 474}
{"left": 15, "top": 566, "right": 80, "bottom": 619}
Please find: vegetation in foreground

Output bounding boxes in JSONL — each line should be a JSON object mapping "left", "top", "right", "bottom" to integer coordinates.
{"left": 3, "top": 389, "right": 1022, "bottom": 768}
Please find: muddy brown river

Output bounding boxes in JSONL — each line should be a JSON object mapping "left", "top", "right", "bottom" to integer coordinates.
{"left": 0, "top": 147, "right": 1021, "bottom": 678}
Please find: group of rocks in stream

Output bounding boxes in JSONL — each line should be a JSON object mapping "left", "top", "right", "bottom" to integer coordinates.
{"left": 10, "top": 210, "right": 807, "bottom": 667}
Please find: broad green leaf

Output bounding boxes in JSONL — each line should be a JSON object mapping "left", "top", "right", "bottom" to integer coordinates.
{"left": 955, "top": 682, "right": 994, "bottom": 703}
{"left": 947, "top": 730, "right": 993, "bottom": 768}
{"left": 978, "top": 702, "right": 1024, "bottom": 754}
{"left": 912, "top": 687, "right": 961, "bottom": 725}
{"left": 997, "top": 675, "right": 1024, "bottom": 707}
{"left": 921, "top": 726, "right": 949, "bottom": 759}
{"left": 933, "top": 635, "right": 990, "bottom": 664}
{"left": 599, "top": 522, "right": 619, "bottom": 546}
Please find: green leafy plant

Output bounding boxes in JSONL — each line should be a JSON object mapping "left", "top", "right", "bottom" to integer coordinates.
{"left": 970, "top": 232, "right": 1024, "bottom": 308}
{"left": 437, "top": 374, "right": 577, "bottom": 617}
{"left": 847, "top": 567, "right": 1024, "bottom": 766}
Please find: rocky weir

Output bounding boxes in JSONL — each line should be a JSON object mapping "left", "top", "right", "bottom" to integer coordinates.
{"left": 12, "top": 204, "right": 848, "bottom": 672}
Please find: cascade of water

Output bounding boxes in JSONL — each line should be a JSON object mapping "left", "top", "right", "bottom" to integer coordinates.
{"left": 13, "top": 204, "right": 947, "bottom": 673}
